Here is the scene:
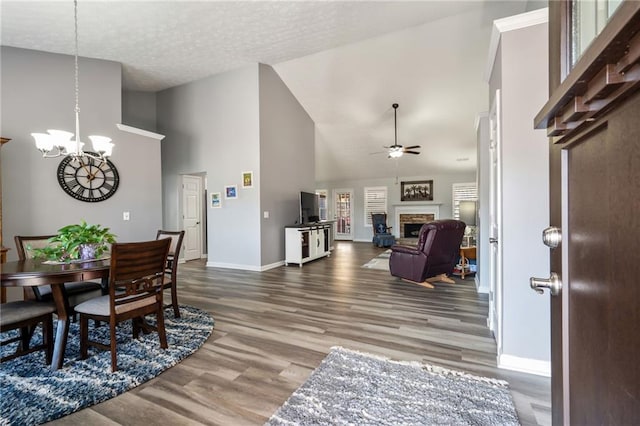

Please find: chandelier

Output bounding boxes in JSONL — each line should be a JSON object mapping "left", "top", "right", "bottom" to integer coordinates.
{"left": 31, "top": 0, "right": 113, "bottom": 161}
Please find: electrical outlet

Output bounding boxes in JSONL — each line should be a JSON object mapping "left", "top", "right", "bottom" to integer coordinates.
{"left": 123, "top": 211, "right": 130, "bottom": 221}
{"left": 263, "top": 211, "right": 269, "bottom": 219}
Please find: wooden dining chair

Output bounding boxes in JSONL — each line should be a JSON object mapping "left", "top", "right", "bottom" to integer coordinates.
{"left": 0, "top": 300, "right": 56, "bottom": 364}
{"left": 74, "top": 238, "right": 171, "bottom": 372}
{"left": 155, "top": 230, "right": 185, "bottom": 318}
{"left": 14, "top": 235, "right": 104, "bottom": 313}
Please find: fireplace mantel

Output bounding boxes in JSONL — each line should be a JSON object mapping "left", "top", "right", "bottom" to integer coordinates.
{"left": 394, "top": 204, "right": 440, "bottom": 238}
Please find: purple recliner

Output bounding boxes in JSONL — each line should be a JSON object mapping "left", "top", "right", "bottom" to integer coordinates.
{"left": 389, "top": 219, "right": 466, "bottom": 283}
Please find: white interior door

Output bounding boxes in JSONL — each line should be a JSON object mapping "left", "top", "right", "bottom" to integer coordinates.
{"left": 334, "top": 189, "right": 353, "bottom": 240}
{"left": 182, "top": 175, "right": 202, "bottom": 261}
{"left": 488, "top": 90, "right": 503, "bottom": 354}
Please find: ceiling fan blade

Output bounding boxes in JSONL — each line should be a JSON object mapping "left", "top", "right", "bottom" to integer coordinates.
{"left": 369, "top": 151, "right": 386, "bottom": 155}
{"left": 404, "top": 145, "right": 421, "bottom": 150}
{"left": 404, "top": 150, "right": 420, "bottom": 155}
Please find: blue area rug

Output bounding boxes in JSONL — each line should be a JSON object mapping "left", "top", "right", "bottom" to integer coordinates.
{"left": 0, "top": 305, "right": 214, "bottom": 425}
{"left": 267, "top": 347, "right": 520, "bottom": 425}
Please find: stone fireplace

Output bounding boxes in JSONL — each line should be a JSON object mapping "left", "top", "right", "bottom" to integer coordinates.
{"left": 394, "top": 205, "right": 440, "bottom": 238}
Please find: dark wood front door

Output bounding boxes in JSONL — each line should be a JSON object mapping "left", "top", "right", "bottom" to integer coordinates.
{"left": 537, "top": 2, "right": 640, "bottom": 424}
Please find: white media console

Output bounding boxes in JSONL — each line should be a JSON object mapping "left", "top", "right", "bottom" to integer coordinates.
{"left": 285, "top": 223, "right": 332, "bottom": 267}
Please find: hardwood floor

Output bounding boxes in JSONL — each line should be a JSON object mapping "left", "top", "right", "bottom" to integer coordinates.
{"left": 51, "top": 241, "right": 551, "bottom": 425}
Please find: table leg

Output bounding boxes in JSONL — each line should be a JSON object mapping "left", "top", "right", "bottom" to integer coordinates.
{"left": 50, "top": 283, "right": 71, "bottom": 370}
{"left": 460, "top": 254, "right": 467, "bottom": 279}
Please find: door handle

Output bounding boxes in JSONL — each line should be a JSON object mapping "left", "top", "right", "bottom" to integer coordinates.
{"left": 489, "top": 237, "right": 498, "bottom": 244}
{"left": 542, "top": 226, "right": 561, "bottom": 248}
{"left": 196, "top": 221, "right": 200, "bottom": 225}
{"left": 530, "top": 272, "right": 562, "bottom": 296}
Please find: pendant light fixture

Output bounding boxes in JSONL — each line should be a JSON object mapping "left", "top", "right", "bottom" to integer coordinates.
{"left": 31, "top": 0, "right": 114, "bottom": 161}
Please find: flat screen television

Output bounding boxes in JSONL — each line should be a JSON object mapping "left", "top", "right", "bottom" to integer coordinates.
{"left": 299, "top": 191, "right": 320, "bottom": 224}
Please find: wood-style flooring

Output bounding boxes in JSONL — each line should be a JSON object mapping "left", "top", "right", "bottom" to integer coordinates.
{"left": 50, "top": 241, "right": 551, "bottom": 426}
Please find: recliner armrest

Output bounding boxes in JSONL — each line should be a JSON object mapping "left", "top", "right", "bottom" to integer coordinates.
{"left": 390, "top": 245, "right": 421, "bottom": 256}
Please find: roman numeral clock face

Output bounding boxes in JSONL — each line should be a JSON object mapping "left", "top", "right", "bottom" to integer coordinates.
{"left": 57, "top": 153, "right": 119, "bottom": 202}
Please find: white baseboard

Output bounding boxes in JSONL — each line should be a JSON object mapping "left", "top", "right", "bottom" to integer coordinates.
{"left": 498, "top": 354, "right": 551, "bottom": 377}
{"left": 205, "top": 260, "right": 285, "bottom": 272}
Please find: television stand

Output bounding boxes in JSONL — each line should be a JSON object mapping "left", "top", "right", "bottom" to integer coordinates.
{"left": 284, "top": 223, "right": 332, "bottom": 267}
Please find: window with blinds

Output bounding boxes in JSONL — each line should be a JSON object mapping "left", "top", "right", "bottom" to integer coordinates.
{"left": 364, "top": 186, "right": 388, "bottom": 226}
{"left": 452, "top": 182, "right": 477, "bottom": 220}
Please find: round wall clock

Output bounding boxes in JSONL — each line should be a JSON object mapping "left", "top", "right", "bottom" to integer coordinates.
{"left": 57, "top": 153, "right": 120, "bottom": 202}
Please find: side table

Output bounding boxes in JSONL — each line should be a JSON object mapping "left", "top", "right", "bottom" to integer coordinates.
{"left": 458, "top": 246, "right": 476, "bottom": 279}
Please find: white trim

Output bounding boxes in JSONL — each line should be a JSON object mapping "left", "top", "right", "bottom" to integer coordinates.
{"left": 116, "top": 123, "right": 165, "bottom": 140}
{"left": 206, "top": 260, "right": 284, "bottom": 271}
{"left": 484, "top": 8, "right": 549, "bottom": 82}
{"left": 475, "top": 111, "right": 489, "bottom": 132}
{"left": 498, "top": 354, "right": 551, "bottom": 377}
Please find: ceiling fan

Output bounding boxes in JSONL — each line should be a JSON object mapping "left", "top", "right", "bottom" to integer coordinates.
{"left": 375, "top": 103, "right": 421, "bottom": 158}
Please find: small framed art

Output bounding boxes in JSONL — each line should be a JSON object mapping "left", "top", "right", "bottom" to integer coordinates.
{"left": 225, "top": 185, "right": 238, "bottom": 199}
{"left": 210, "top": 192, "right": 221, "bottom": 208}
{"left": 242, "top": 171, "right": 254, "bottom": 189}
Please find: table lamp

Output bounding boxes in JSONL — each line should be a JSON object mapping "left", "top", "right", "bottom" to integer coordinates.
{"left": 458, "top": 200, "right": 477, "bottom": 247}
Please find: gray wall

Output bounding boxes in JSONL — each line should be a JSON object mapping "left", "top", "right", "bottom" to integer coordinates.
{"left": 156, "top": 64, "right": 262, "bottom": 269}
{"left": 258, "top": 64, "right": 315, "bottom": 266}
{"left": 317, "top": 172, "right": 476, "bottom": 242}
{"left": 122, "top": 90, "right": 157, "bottom": 132}
{"left": 1, "top": 47, "right": 162, "bottom": 264}
{"left": 156, "top": 63, "right": 314, "bottom": 270}
{"left": 489, "top": 20, "right": 550, "bottom": 366}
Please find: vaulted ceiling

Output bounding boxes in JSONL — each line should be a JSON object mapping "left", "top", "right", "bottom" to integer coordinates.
{"left": 1, "top": 1, "right": 543, "bottom": 182}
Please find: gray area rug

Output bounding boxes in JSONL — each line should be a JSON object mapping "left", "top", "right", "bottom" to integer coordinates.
{"left": 362, "top": 249, "right": 391, "bottom": 271}
{"left": 0, "top": 305, "right": 214, "bottom": 425}
{"left": 266, "top": 347, "right": 520, "bottom": 426}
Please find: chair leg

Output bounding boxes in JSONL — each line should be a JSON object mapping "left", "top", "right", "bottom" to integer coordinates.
{"left": 171, "top": 284, "right": 180, "bottom": 318}
{"left": 110, "top": 323, "right": 118, "bottom": 372}
{"left": 79, "top": 314, "right": 89, "bottom": 360}
{"left": 44, "top": 314, "right": 53, "bottom": 365}
{"left": 156, "top": 308, "right": 168, "bottom": 349}
{"left": 19, "top": 326, "right": 31, "bottom": 352}
{"left": 132, "top": 317, "right": 141, "bottom": 339}
{"left": 401, "top": 278, "right": 435, "bottom": 289}
{"left": 425, "top": 273, "right": 455, "bottom": 284}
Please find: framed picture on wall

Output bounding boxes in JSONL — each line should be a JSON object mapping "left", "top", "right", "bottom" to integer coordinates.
{"left": 224, "top": 185, "right": 238, "bottom": 199}
{"left": 400, "top": 180, "right": 433, "bottom": 201}
{"left": 210, "top": 192, "right": 221, "bottom": 208}
{"left": 242, "top": 171, "right": 254, "bottom": 188}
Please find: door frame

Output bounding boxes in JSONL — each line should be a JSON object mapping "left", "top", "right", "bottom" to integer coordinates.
{"left": 488, "top": 89, "right": 503, "bottom": 354}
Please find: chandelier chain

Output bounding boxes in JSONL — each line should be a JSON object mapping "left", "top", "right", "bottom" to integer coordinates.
{"left": 74, "top": 0, "right": 79, "bottom": 115}
{"left": 31, "top": 0, "right": 114, "bottom": 161}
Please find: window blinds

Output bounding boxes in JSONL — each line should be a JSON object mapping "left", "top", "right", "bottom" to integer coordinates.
{"left": 364, "top": 186, "right": 388, "bottom": 226}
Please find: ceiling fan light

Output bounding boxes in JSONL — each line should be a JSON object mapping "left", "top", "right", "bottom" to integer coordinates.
{"left": 389, "top": 148, "right": 403, "bottom": 158}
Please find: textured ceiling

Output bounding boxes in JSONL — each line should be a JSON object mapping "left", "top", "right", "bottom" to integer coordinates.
{"left": 1, "top": 0, "right": 537, "bottom": 182}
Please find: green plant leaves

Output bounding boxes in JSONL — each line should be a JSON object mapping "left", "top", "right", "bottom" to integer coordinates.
{"left": 29, "top": 220, "right": 116, "bottom": 262}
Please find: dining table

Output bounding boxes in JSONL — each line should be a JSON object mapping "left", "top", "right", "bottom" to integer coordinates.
{"left": 1, "top": 258, "right": 110, "bottom": 370}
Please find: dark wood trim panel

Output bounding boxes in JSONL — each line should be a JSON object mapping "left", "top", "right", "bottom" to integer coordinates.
{"left": 535, "top": 1, "right": 640, "bottom": 140}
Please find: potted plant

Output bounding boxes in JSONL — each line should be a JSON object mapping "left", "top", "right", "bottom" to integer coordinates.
{"left": 30, "top": 220, "right": 116, "bottom": 262}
